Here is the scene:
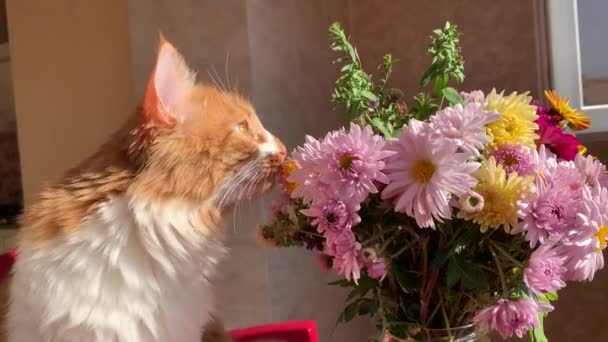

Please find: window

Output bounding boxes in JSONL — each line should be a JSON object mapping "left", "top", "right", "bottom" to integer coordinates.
{"left": 547, "top": 0, "right": 608, "bottom": 134}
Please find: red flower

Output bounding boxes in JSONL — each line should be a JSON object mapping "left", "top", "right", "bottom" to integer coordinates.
{"left": 535, "top": 117, "right": 580, "bottom": 161}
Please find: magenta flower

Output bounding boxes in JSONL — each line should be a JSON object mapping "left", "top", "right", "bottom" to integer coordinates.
{"left": 366, "top": 258, "right": 388, "bottom": 281}
{"left": 490, "top": 144, "right": 535, "bottom": 176}
{"left": 428, "top": 102, "right": 500, "bottom": 157}
{"left": 326, "top": 231, "right": 362, "bottom": 283}
{"left": 319, "top": 123, "right": 394, "bottom": 204}
{"left": 382, "top": 119, "right": 480, "bottom": 228}
{"left": 515, "top": 177, "right": 579, "bottom": 247}
{"left": 474, "top": 298, "right": 553, "bottom": 339}
{"left": 535, "top": 116, "right": 581, "bottom": 161}
{"left": 531, "top": 99, "right": 562, "bottom": 126}
{"left": 524, "top": 240, "right": 567, "bottom": 294}
{"left": 301, "top": 199, "right": 360, "bottom": 237}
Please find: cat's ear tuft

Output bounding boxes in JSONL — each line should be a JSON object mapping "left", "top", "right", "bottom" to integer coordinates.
{"left": 142, "top": 33, "right": 195, "bottom": 126}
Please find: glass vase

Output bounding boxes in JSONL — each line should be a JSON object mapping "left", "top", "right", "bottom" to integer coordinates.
{"left": 387, "top": 324, "right": 490, "bottom": 342}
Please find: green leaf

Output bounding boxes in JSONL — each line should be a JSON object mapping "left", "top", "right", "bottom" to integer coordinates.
{"left": 432, "top": 74, "right": 449, "bottom": 98}
{"left": 442, "top": 87, "right": 464, "bottom": 105}
{"left": 446, "top": 259, "right": 461, "bottom": 288}
{"left": 343, "top": 301, "right": 360, "bottom": 322}
{"left": 371, "top": 118, "right": 392, "bottom": 137}
{"left": 545, "top": 292, "right": 559, "bottom": 302}
{"left": 328, "top": 279, "right": 353, "bottom": 287}
{"left": 392, "top": 266, "right": 420, "bottom": 293}
{"left": 419, "top": 63, "right": 439, "bottom": 88}
{"left": 360, "top": 89, "right": 378, "bottom": 101}
{"left": 446, "top": 256, "right": 489, "bottom": 290}
{"left": 531, "top": 312, "right": 549, "bottom": 342}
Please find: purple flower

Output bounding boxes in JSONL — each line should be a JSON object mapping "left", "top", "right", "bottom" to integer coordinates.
{"left": 515, "top": 177, "right": 579, "bottom": 247}
{"left": 366, "top": 258, "right": 388, "bottom": 281}
{"left": 319, "top": 123, "right": 394, "bottom": 204}
{"left": 490, "top": 144, "right": 535, "bottom": 176}
{"left": 326, "top": 231, "right": 362, "bottom": 283}
{"left": 524, "top": 240, "right": 567, "bottom": 294}
{"left": 428, "top": 102, "right": 500, "bottom": 157}
{"left": 474, "top": 298, "right": 553, "bottom": 339}
{"left": 301, "top": 200, "right": 360, "bottom": 237}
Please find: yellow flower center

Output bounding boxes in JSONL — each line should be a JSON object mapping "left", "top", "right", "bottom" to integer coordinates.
{"left": 339, "top": 153, "right": 358, "bottom": 170}
{"left": 281, "top": 160, "right": 299, "bottom": 194}
{"left": 502, "top": 156, "right": 518, "bottom": 167}
{"left": 595, "top": 226, "right": 608, "bottom": 252}
{"left": 412, "top": 159, "right": 436, "bottom": 183}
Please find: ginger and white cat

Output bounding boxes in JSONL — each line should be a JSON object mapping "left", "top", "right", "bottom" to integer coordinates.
{"left": 4, "top": 36, "right": 286, "bottom": 342}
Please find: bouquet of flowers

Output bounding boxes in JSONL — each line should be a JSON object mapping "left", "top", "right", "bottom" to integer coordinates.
{"left": 259, "top": 22, "right": 607, "bottom": 341}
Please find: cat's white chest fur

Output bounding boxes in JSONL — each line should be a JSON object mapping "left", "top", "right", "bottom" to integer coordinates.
{"left": 7, "top": 194, "right": 226, "bottom": 342}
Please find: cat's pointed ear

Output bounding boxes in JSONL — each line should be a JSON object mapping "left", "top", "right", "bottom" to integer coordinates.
{"left": 142, "top": 34, "right": 195, "bottom": 126}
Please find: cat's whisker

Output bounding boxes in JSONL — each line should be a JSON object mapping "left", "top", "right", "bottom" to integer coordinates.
{"left": 224, "top": 52, "right": 232, "bottom": 91}
{"left": 205, "top": 68, "right": 226, "bottom": 93}
{"left": 211, "top": 65, "right": 227, "bottom": 93}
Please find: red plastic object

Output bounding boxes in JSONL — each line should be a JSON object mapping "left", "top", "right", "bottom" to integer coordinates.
{"left": 228, "top": 320, "right": 318, "bottom": 342}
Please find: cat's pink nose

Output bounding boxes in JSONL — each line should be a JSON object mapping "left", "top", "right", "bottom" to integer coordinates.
{"left": 275, "top": 138, "right": 287, "bottom": 159}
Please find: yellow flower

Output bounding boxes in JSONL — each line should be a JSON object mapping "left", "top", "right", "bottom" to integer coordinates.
{"left": 281, "top": 159, "right": 298, "bottom": 194}
{"left": 544, "top": 90, "right": 591, "bottom": 131}
{"left": 484, "top": 89, "right": 539, "bottom": 148}
{"left": 461, "top": 157, "right": 533, "bottom": 233}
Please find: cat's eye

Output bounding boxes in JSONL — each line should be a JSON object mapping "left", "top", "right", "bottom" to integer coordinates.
{"left": 236, "top": 121, "right": 249, "bottom": 133}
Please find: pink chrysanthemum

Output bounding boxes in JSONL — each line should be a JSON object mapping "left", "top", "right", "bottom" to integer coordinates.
{"left": 490, "top": 144, "right": 535, "bottom": 176}
{"left": 515, "top": 177, "right": 579, "bottom": 247}
{"left": 524, "top": 240, "right": 567, "bottom": 294}
{"left": 531, "top": 145, "right": 558, "bottom": 178}
{"left": 474, "top": 298, "right": 553, "bottom": 339}
{"left": 319, "top": 123, "right": 394, "bottom": 204}
{"left": 288, "top": 135, "right": 328, "bottom": 203}
{"left": 559, "top": 187, "right": 608, "bottom": 281}
{"left": 381, "top": 119, "right": 480, "bottom": 228}
{"left": 428, "top": 102, "right": 500, "bottom": 157}
{"left": 460, "top": 90, "right": 486, "bottom": 104}
{"left": 545, "top": 160, "right": 586, "bottom": 199}
{"left": 575, "top": 153, "right": 608, "bottom": 187}
{"left": 326, "top": 231, "right": 362, "bottom": 283}
{"left": 301, "top": 200, "right": 360, "bottom": 237}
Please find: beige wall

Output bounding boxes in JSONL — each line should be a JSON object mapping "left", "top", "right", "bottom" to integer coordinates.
{"left": 7, "top": 0, "right": 134, "bottom": 204}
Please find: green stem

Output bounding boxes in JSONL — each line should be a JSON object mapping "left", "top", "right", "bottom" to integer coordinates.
{"left": 439, "top": 293, "right": 453, "bottom": 341}
{"left": 489, "top": 244, "right": 509, "bottom": 297}
{"left": 439, "top": 95, "right": 445, "bottom": 109}
{"left": 390, "top": 240, "right": 417, "bottom": 259}
{"left": 491, "top": 241, "right": 525, "bottom": 268}
{"left": 377, "top": 288, "right": 388, "bottom": 340}
{"left": 291, "top": 229, "right": 324, "bottom": 238}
